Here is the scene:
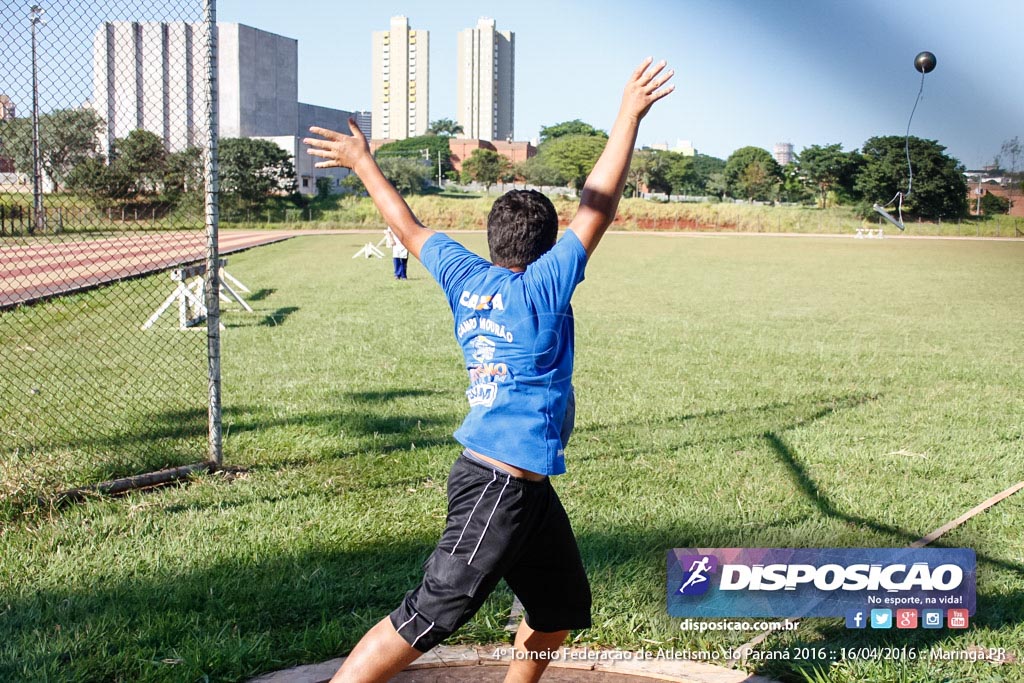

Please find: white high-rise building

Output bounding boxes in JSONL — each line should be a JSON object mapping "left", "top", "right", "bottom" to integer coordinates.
{"left": 92, "top": 22, "right": 299, "bottom": 154}
{"left": 457, "top": 18, "right": 514, "bottom": 142}
{"left": 93, "top": 21, "right": 353, "bottom": 194}
{"left": 773, "top": 142, "right": 794, "bottom": 166}
{"left": 372, "top": 16, "right": 429, "bottom": 140}
{"left": 93, "top": 21, "right": 208, "bottom": 154}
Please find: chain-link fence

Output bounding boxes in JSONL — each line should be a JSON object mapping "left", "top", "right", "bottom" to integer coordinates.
{"left": 0, "top": 0, "right": 220, "bottom": 520}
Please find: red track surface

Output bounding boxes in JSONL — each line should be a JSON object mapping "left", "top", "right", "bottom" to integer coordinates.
{"left": 0, "top": 230, "right": 296, "bottom": 308}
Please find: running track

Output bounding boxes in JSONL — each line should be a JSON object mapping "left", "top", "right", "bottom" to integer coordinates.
{"left": 0, "top": 230, "right": 300, "bottom": 308}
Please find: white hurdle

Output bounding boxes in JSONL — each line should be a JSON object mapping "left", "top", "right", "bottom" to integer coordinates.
{"left": 142, "top": 258, "right": 253, "bottom": 330}
{"left": 855, "top": 226, "right": 885, "bottom": 239}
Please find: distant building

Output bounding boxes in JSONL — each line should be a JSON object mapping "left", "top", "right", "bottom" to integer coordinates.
{"left": 965, "top": 169, "right": 1024, "bottom": 217}
{"left": 447, "top": 138, "right": 534, "bottom": 173}
{"left": 674, "top": 139, "right": 696, "bottom": 156}
{"left": 372, "top": 16, "right": 429, "bottom": 140}
{"left": 773, "top": 142, "right": 794, "bottom": 165}
{"left": 92, "top": 21, "right": 354, "bottom": 194}
{"left": 0, "top": 94, "right": 14, "bottom": 121}
{"left": 354, "top": 111, "right": 372, "bottom": 139}
{"left": 0, "top": 95, "right": 17, "bottom": 173}
{"left": 457, "top": 17, "right": 514, "bottom": 142}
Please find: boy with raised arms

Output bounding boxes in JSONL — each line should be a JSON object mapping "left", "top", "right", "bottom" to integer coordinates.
{"left": 304, "top": 58, "right": 674, "bottom": 683}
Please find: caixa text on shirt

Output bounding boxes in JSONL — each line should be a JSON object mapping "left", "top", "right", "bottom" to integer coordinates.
{"left": 460, "top": 291, "right": 505, "bottom": 311}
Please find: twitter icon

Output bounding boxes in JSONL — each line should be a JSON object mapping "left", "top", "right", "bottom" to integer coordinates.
{"left": 870, "top": 609, "right": 893, "bottom": 629}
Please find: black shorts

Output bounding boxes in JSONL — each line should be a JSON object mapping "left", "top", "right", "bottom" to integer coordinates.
{"left": 389, "top": 451, "right": 591, "bottom": 652}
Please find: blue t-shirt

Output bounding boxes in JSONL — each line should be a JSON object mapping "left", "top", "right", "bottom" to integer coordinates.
{"left": 420, "top": 230, "right": 587, "bottom": 475}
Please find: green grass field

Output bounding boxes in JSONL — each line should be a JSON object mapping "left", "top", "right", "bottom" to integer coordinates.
{"left": 1, "top": 232, "right": 1022, "bottom": 682}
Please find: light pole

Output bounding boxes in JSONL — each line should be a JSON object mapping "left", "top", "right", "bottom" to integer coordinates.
{"left": 29, "top": 4, "right": 45, "bottom": 234}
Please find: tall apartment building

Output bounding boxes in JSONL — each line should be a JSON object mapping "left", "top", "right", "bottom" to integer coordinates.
{"left": 371, "top": 16, "right": 429, "bottom": 140}
{"left": 773, "top": 142, "right": 794, "bottom": 166}
{"left": 457, "top": 18, "right": 514, "bottom": 142}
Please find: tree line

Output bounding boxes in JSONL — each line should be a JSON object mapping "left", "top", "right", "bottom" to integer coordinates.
{"left": 1, "top": 108, "right": 1017, "bottom": 220}
{"left": 0, "top": 108, "right": 300, "bottom": 218}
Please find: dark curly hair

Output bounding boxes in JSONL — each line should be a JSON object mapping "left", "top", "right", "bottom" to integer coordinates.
{"left": 486, "top": 190, "right": 559, "bottom": 269}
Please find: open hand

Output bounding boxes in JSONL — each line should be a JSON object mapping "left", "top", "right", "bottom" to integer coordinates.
{"left": 304, "top": 118, "right": 371, "bottom": 170}
{"left": 620, "top": 57, "right": 675, "bottom": 122}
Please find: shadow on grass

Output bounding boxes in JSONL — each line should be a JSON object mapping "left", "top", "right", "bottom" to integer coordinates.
{"left": 574, "top": 392, "right": 881, "bottom": 456}
{"left": 763, "top": 429, "right": 1024, "bottom": 579}
{"left": 259, "top": 306, "right": 300, "bottom": 327}
{"left": 1, "top": 516, "right": 1020, "bottom": 683}
{"left": 4, "top": 389, "right": 461, "bottom": 521}
{"left": 245, "top": 288, "right": 276, "bottom": 302}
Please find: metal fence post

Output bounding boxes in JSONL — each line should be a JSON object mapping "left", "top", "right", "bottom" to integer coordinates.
{"left": 203, "top": 0, "right": 222, "bottom": 469}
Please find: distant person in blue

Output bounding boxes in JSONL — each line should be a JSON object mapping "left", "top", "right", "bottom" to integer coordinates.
{"left": 305, "top": 58, "right": 674, "bottom": 683}
{"left": 385, "top": 227, "right": 409, "bottom": 279}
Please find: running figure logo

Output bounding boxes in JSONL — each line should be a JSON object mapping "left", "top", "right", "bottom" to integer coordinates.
{"left": 677, "top": 554, "right": 718, "bottom": 596}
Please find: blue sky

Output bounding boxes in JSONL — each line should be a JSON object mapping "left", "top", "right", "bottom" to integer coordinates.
{"left": 216, "top": 0, "right": 1022, "bottom": 169}
{"left": 3, "top": 1, "right": 1020, "bottom": 169}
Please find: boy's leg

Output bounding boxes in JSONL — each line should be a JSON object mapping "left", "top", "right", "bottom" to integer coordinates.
{"left": 505, "top": 621, "right": 569, "bottom": 683}
{"left": 392, "top": 257, "right": 401, "bottom": 278}
{"left": 503, "top": 483, "right": 591, "bottom": 679}
{"left": 328, "top": 617, "right": 420, "bottom": 683}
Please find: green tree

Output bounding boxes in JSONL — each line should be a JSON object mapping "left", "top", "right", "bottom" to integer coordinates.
{"left": 112, "top": 129, "right": 167, "bottom": 194}
{"left": 779, "top": 162, "right": 812, "bottom": 203}
{"left": 538, "top": 119, "right": 607, "bottom": 144}
{"left": 737, "top": 160, "right": 779, "bottom": 202}
{"left": 979, "top": 191, "right": 1011, "bottom": 215}
{"left": 427, "top": 118, "right": 463, "bottom": 138}
{"left": 538, "top": 134, "right": 606, "bottom": 191}
{"left": 627, "top": 149, "right": 662, "bottom": 196}
{"left": 855, "top": 136, "right": 968, "bottom": 220}
{"left": 377, "top": 157, "right": 432, "bottom": 194}
{"left": 684, "top": 153, "right": 727, "bottom": 195}
{"left": 626, "top": 149, "right": 682, "bottom": 196}
{"left": 1000, "top": 136, "right": 1021, "bottom": 176}
{"left": 218, "top": 137, "right": 296, "bottom": 210}
{"left": 65, "top": 156, "right": 133, "bottom": 207}
{"left": 517, "top": 155, "right": 564, "bottom": 187}
{"left": 724, "top": 146, "right": 781, "bottom": 200}
{"left": 163, "top": 147, "right": 203, "bottom": 199}
{"left": 375, "top": 135, "right": 452, "bottom": 175}
{"left": 706, "top": 172, "right": 729, "bottom": 198}
{"left": 0, "top": 108, "right": 104, "bottom": 191}
{"left": 799, "top": 143, "right": 862, "bottom": 208}
{"left": 341, "top": 172, "right": 366, "bottom": 195}
{"left": 663, "top": 153, "right": 696, "bottom": 195}
{"left": 462, "top": 148, "right": 508, "bottom": 192}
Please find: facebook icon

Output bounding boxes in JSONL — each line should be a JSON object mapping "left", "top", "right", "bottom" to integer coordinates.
{"left": 845, "top": 609, "right": 867, "bottom": 629}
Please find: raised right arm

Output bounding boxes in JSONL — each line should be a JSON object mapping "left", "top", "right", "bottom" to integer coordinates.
{"left": 304, "top": 119, "right": 434, "bottom": 260}
{"left": 569, "top": 58, "right": 675, "bottom": 259}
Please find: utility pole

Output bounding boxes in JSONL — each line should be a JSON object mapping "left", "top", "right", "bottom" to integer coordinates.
{"left": 29, "top": 4, "right": 45, "bottom": 235}
{"left": 437, "top": 149, "right": 442, "bottom": 187}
